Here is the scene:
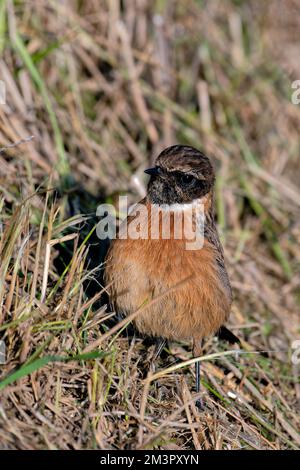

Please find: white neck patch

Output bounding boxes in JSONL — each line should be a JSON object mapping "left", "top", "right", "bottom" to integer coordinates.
{"left": 153, "top": 198, "right": 204, "bottom": 212}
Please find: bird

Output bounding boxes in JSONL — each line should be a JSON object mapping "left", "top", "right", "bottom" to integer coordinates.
{"left": 104, "top": 144, "right": 233, "bottom": 405}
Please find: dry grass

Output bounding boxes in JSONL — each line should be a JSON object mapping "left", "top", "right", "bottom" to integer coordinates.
{"left": 0, "top": 0, "right": 300, "bottom": 450}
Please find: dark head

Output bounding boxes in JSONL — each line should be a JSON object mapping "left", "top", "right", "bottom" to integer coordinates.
{"left": 145, "top": 145, "right": 215, "bottom": 205}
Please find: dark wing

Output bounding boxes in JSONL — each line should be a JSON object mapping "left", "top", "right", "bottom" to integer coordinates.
{"left": 217, "top": 326, "right": 240, "bottom": 345}
{"left": 204, "top": 216, "right": 233, "bottom": 304}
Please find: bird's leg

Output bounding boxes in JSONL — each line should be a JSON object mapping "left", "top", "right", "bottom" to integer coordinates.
{"left": 193, "top": 338, "right": 204, "bottom": 410}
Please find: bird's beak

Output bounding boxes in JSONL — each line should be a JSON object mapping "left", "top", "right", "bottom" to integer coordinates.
{"left": 144, "top": 167, "right": 160, "bottom": 176}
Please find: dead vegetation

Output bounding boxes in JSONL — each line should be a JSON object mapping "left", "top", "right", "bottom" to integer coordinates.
{"left": 0, "top": 0, "right": 299, "bottom": 450}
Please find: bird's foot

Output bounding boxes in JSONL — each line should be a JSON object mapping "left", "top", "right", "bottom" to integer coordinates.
{"left": 195, "top": 397, "right": 204, "bottom": 411}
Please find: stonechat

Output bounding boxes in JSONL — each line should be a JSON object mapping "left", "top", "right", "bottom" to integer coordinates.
{"left": 104, "top": 145, "right": 232, "bottom": 403}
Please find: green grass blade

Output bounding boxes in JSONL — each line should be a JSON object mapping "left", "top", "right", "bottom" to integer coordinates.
{"left": 0, "top": 0, "right": 6, "bottom": 54}
{"left": 241, "top": 176, "right": 293, "bottom": 279}
{"left": 12, "top": 32, "right": 69, "bottom": 177}
{"left": 0, "top": 350, "right": 108, "bottom": 391}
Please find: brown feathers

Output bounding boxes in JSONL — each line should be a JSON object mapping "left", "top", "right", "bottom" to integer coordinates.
{"left": 105, "top": 196, "right": 232, "bottom": 342}
{"left": 105, "top": 145, "right": 232, "bottom": 346}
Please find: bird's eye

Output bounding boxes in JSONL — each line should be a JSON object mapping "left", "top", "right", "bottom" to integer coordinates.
{"left": 180, "top": 174, "right": 195, "bottom": 185}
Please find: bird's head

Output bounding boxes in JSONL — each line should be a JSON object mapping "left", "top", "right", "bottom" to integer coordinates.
{"left": 145, "top": 145, "right": 215, "bottom": 205}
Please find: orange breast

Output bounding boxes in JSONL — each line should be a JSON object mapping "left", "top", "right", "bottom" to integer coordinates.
{"left": 105, "top": 202, "right": 231, "bottom": 341}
